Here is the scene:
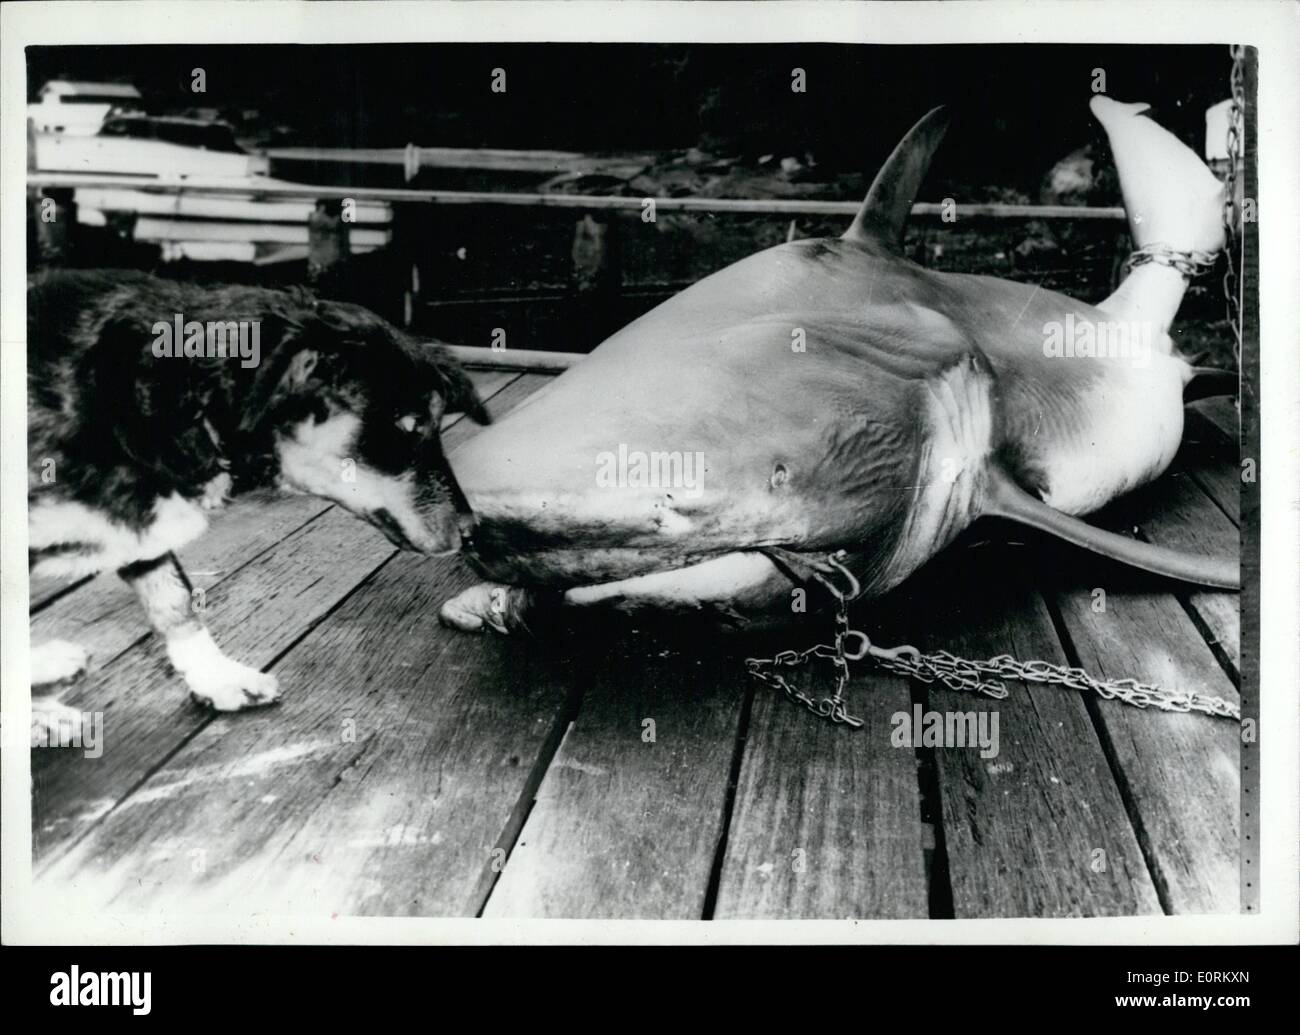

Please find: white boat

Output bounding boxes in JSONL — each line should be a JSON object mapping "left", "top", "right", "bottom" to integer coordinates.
{"left": 27, "top": 80, "right": 144, "bottom": 136}
{"left": 34, "top": 115, "right": 270, "bottom": 179}
{"left": 33, "top": 114, "right": 393, "bottom": 263}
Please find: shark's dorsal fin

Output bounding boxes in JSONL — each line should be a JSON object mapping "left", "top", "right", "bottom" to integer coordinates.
{"left": 843, "top": 106, "right": 950, "bottom": 251}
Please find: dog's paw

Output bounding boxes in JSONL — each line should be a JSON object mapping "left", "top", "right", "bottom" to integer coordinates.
{"left": 187, "top": 660, "right": 281, "bottom": 712}
{"left": 199, "top": 471, "right": 233, "bottom": 511}
{"left": 438, "top": 583, "right": 527, "bottom": 635}
{"left": 167, "top": 627, "right": 280, "bottom": 711}
{"left": 30, "top": 640, "right": 90, "bottom": 686}
{"left": 31, "top": 697, "right": 86, "bottom": 747}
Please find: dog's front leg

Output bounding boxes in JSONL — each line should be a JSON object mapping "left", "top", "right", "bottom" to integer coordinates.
{"left": 119, "top": 553, "right": 280, "bottom": 711}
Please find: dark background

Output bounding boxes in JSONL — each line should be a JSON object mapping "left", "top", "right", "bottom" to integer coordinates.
{"left": 28, "top": 44, "right": 1239, "bottom": 363}
{"left": 28, "top": 43, "right": 1232, "bottom": 187}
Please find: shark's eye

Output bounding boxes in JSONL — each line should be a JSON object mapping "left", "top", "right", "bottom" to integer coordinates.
{"left": 396, "top": 414, "right": 420, "bottom": 433}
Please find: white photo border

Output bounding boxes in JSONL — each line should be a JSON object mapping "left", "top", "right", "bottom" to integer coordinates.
{"left": 3, "top": 0, "right": 1296, "bottom": 946}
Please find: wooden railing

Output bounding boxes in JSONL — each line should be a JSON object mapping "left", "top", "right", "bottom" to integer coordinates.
{"left": 26, "top": 173, "right": 1127, "bottom": 221}
{"left": 28, "top": 171, "right": 1131, "bottom": 342}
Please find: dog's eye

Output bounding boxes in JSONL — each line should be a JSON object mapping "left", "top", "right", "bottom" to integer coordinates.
{"left": 395, "top": 414, "right": 419, "bottom": 433}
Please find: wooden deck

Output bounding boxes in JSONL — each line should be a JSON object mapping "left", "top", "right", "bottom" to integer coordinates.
{"left": 29, "top": 370, "right": 1241, "bottom": 919}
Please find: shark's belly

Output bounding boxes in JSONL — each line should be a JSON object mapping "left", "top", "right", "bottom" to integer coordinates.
{"left": 994, "top": 350, "right": 1188, "bottom": 515}
{"left": 561, "top": 551, "right": 794, "bottom": 627}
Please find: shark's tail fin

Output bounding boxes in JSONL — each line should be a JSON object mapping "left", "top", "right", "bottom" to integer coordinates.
{"left": 1092, "top": 96, "right": 1226, "bottom": 253}
{"left": 1093, "top": 96, "right": 1227, "bottom": 335}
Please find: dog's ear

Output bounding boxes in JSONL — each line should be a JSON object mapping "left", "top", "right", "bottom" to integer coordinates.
{"left": 239, "top": 344, "right": 322, "bottom": 433}
{"left": 430, "top": 351, "right": 491, "bottom": 425}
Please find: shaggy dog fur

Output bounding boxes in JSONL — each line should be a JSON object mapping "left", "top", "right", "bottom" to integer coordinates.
{"left": 28, "top": 269, "right": 487, "bottom": 738}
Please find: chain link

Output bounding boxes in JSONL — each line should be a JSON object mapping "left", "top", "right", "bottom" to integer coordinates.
{"left": 745, "top": 553, "right": 867, "bottom": 727}
{"left": 1223, "top": 44, "right": 1246, "bottom": 366}
{"left": 745, "top": 553, "right": 1241, "bottom": 729}
{"left": 872, "top": 646, "right": 1240, "bottom": 720}
{"left": 1124, "top": 243, "right": 1219, "bottom": 280}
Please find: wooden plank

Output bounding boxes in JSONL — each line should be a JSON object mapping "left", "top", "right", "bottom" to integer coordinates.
{"left": 242, "top": 584, "right": 573, "bottom": 918}
{"left": 977, "top": 410, "right": 1241, "bottom": 914}
{"left": 1183, "top": 401, "right": 1239, "bottom": 525}
{"left": 30, "top": 573, "right": 92, "bottom": 612}
{"left": 31, "top": 491, "right": 330, "bottom": 674}
{"left": 900, "top": 549, "right": 1162, "bottom": 917}
{"left": 1050, "top": 573, "right": 1239, "bottom": 913}
{"left": 1124, "top": 471, "right": 1240, "bottom": 676}
{"left": 444, "top": 344, "right": 585, "bottom": 373}
{"left": 441, "top": 369, "right": 517, "bottom": 424}
{"left": 713, "top": 669, "right": 928, "bottom": 919}
{"left": 1189, "top": 396, "right": 1239, "bottom": 444}
{"left": 483, "top": 638, "right": 746, "bottom": 919}
{"left": 38, "top": 551, "right": 573, "bottom": 916}
{"left": 31, "top": 371, "right": 528, "bottom": 865}
{"left": 33, "top": 507, "right": 398, "bottom": 864}
{"left": 1028, "top": 436, "right": 1241, "bottom": 915}
{"left": 711, "top": 592, "right": 927, "bottom": 919}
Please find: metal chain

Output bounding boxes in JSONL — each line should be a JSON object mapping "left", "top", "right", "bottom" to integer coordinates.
{"left": 872, "top": 647, "right": 1240, "bottom": 720}
{"left": 1124, "top": 243, "right": 1219, "bottom": 280}
{"left": 745, "top": 553, "right": 1241, "bottom": 728}
{"left": 745, "top": 554, "right": 868, "bottom": 728}
{"left": 1223, "top": 44, "right": 1246, "bottom": 366}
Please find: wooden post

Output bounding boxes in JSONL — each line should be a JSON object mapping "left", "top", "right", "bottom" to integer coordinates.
{"left": 30, "top": 114, "right": 78, "bottom": 266}
{"left": 307, "top": 198, "right": 350, "bottom": 282}
{"left": 570, "top": 211, "right": 622, "bottom": 347}
{"left": 34, "top": 188, "right": 76, "bottom": 268}
{"left": 386, "top": 198, "right": 424, "bottom": 329}
{"left": 404, "top": 261, "right": 421, "bottom": 328}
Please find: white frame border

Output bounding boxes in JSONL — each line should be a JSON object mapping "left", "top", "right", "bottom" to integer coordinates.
{"left": 3, "top": 0, "right": 1296, "bottom": 946}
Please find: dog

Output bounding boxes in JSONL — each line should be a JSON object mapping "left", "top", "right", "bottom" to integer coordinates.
{"left": 28, "top": 269, "right": 488, "bottom": 742}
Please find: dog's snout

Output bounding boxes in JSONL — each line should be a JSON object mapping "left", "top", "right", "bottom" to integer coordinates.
{"left": 420, "top": 504, "right": 466, "bottom": 555}
{"left": 369, "top": 505, "right": 463, "bottom": 555}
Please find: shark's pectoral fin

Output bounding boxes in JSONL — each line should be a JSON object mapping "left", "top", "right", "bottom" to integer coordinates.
{"left": 982, "top": 466, "right": 1239, "bottom": 590}
{"left": 843, "top": 105, "right": 950, "bottom": 251}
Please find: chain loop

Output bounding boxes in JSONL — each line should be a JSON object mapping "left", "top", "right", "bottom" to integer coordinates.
{"left": 745, "top": 553, "right": 1242, "bottom": 729}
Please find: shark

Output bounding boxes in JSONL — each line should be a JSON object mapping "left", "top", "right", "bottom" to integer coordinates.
{"left": 437, "top": 96, "right": 1238, "bottom": 635}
